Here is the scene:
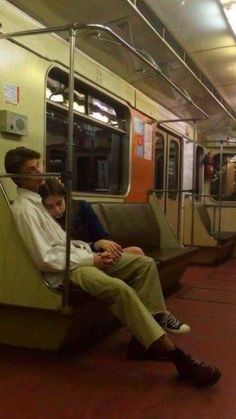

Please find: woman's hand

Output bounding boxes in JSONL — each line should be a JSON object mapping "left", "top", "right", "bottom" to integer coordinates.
{"left": 94, "top": 239, "right": 123, "bottom": 259}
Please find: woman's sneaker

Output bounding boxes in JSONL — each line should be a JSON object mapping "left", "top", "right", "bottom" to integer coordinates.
{"left": 170, "top": 346, "right": 221, "bottom": 387}
{"left": 155, "top": 312, "right": 191, "bottom": 334}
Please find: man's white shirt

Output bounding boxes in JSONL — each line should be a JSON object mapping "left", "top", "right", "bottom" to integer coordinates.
{"left": 12, "top": 188, "right": 94, "bottom": 287}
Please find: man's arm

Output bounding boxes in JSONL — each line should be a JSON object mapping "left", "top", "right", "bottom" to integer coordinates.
{"left": 93, "top": 251, "right": 116, "bottom": 270}
{"left": 12, "top": 205, "right": 94, "bottom": 272}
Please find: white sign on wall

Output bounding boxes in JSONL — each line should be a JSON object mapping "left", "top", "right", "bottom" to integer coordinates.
{"left": 182, "top": 138, "right": 193, "bottom": 189}
{"left": 144, "top": 123, "right": 153, "bottom": 161}
{"left": 4, "top": 83, "right": 19, "bottom": 105}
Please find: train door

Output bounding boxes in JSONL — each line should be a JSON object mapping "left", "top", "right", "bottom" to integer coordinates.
{"left": 154, "top": 128, "right": 181, "bottom": 238}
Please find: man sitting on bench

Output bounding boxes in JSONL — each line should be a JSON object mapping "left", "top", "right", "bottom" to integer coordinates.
{"left": 4, "top": 146, "right": 221, "bottom": 387}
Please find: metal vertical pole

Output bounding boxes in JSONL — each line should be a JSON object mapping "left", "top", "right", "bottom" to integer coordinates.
{"left": 63, "top": 26, "right": 76, "bottom": 310}
{"left": 218, "top": 140, "right": 223, "bottom": 243}
{"left": 191, "top": 120, "right": 197, "bottom": 245}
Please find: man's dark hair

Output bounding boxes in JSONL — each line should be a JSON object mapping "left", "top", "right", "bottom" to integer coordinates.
{"left": 39, "top": 178, "right": 66, "bottom": 202}
{"left": 4, "top": 147, "right": 41, "bottom": 185}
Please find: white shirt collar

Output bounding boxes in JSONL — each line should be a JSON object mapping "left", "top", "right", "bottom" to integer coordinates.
{"left": 17, "top": 187, "right": 42, "bottom": 203}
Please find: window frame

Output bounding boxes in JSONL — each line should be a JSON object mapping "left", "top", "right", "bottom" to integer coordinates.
{"left": 45, "top": 66, "right": 131, "bottom": 196}
{"left": 210, "top": 152, "right": 236, "bottom": 202}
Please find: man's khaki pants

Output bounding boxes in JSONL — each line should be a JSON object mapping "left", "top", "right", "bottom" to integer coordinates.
{"left": 71, "top": 253, "right": 166, "bottom": 348}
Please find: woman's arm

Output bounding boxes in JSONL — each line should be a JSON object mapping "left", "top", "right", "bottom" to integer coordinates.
{"left": 79, "top": 200, "right": 110, "bottom": 241}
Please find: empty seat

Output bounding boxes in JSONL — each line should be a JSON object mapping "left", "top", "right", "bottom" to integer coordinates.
{"left": 197, "top": 203, "right": 236, "bottom": 243}
{"left": 183, "top": 197, "right": 235, "bottom": 264}
{"left": 92, "top": 199, "right": 198, "bottom": 293}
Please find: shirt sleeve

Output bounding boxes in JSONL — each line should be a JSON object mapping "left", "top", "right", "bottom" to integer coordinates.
{"left": 12, "top": 206, "right": 94, "bottom": 272}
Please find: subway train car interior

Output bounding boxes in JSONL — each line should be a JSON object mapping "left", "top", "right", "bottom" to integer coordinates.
{"left": 0, "top": 0, "right": 236, "bottom": 417}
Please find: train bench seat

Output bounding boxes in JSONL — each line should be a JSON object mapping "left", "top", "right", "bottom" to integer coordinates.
{"left": 196, "top": 203, "right": 236, "bottom": 243}
{"left": 0, "top": 181, "right": 116, "bottom": 351}
{"left": 183, "top": 197, "right": 235, "bottom": 264}
{"left": 92, "top": 198, "right": 198, "bottom": 294}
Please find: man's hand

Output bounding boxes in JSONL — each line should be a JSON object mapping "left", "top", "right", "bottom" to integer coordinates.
{"left": 93, "top": 251, "right": 116, "bottom": 270}
{"left": 94, "top": 239, "right": 122, "bottom": 259}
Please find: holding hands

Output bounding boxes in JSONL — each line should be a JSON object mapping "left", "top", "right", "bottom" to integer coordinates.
{"left": 93, "top": 251, "right": 118, "bottom": 270}
{"left": 94, "top": 239, "right": 123, "bottom": 259}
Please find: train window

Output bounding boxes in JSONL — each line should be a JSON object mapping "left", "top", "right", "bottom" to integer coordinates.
{"left": 88, "top": 97, "right": 120, "bottom": 128}
{"left": 45, "top": 67, "right": 129, "bottom": 195}
{"left": 154, "top": 132, "right": 165, "bottom": 197}
{"left": 210, "top": 153, "right": 236, "bottom": 201}
{"left": 168, "top": 140, "right": 179, "bottom": 199}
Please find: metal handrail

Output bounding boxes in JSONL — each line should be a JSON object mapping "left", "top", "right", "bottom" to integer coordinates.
{"left": 152, "top": 188, "right": 193, "bottom": 193}
{"left": 0, "top": 23, "right": 209, "bottom": 120}
{"left": 0, "top": 172, "right": 61, "bottom": 179}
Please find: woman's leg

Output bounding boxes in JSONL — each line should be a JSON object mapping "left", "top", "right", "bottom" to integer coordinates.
{"left": 123, "top": 246, "right": 145, "bottom": 256}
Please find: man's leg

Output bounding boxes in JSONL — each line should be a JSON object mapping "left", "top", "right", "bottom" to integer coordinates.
{"left": 105, "top": 253, "right": 166, "bottom": 315}
{"left": 70, "top": 264, "right": 221, "bottom": 387}
{"left": 71, "top": 265, "right": 165, "bottom": 348}
{"left": 106, "top": 253, "right": 190, "bottom": 334}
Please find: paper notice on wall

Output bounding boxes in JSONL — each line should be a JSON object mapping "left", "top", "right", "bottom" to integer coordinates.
{"left": 182, "top": 138, "right": 193, "bottom": 189}
{"left": 4, "top": 83, "right": 19, "bottom": 105}
{"left": 134, "top": 118, "right": 153, "bottom": 160}
{"left": 134, "top": 117, "right": 144, "bottom": 158}
{"left": 144, "top": 123, "right": 152, "bottom": 160}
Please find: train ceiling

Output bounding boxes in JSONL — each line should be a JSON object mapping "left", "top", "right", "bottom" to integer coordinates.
{"left": 5, "top": 0, "right": 236, "bottom": 139}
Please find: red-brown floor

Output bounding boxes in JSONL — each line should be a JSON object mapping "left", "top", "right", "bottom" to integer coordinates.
{"left": 1, "top": 260, "right": 236, "bottom": 419}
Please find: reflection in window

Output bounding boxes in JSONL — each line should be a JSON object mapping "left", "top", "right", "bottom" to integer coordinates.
{"left": 46, "top": 67, "right": 129, "bottom": 195}
{"left": 46, "top": 105, "right": 125, "bottom": 194}
{"left": 47, "top": 76, "right": 86, "bottom": 114}
{"left": 46, "top": 70, "right": 125, "bottom": 128}
{"left": 210, "top": 153, "right": 236, "bottom": 201}
{"left": 88, "top": 97, "right": 119, "bottom": 128}
{"left": 67, "top": 91, "right": 86, "bottom": 114}
{"left": 168, "top": 140, "right": 179, "bottom": 199}
{"left": 154, "top": 133, "right": 165, "bottom": 197}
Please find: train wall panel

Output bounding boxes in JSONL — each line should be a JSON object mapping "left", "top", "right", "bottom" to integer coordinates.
{"left": 135, "top": 90, "right": 194, "bottom": 140}
{"left": 0, "top": 1, "right": 136, "bottom": 107}
{"left": 0, "top": 0, "right": 194, "bottom": 137}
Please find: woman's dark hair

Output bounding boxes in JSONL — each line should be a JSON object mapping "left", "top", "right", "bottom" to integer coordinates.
{"left": 39, "top": 178, "right": 66, "bottom": 201}
{"left": 4, "top": 147, "right": 41, "bottom": 185}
